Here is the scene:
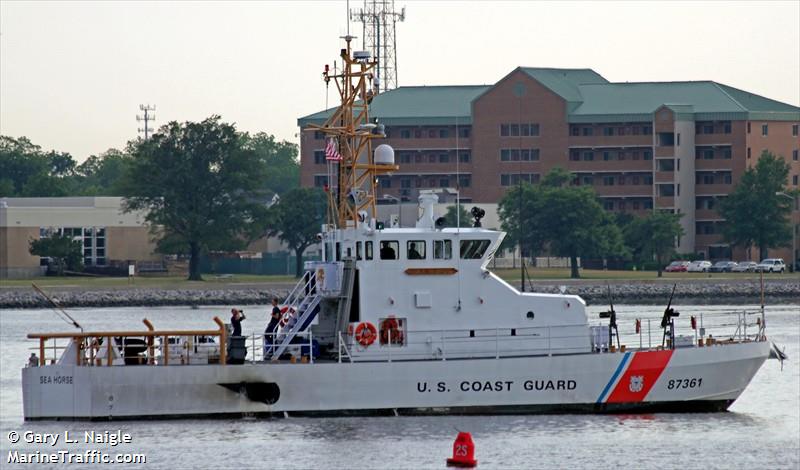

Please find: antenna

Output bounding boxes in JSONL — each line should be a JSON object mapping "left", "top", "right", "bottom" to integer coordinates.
{"left": 136, "top": 104, "right": 156, "bottom": 139}
{"left": 350, "top": 0, "right": 406, "bottom": 92}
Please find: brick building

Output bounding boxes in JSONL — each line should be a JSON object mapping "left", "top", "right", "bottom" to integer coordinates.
{"left": 299, "top": 68, "right": 800, "bottom": 264}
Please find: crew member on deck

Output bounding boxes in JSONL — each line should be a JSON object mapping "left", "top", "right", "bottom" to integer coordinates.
{"left": 230, "top": 308, "right": 245, "bottom": 337}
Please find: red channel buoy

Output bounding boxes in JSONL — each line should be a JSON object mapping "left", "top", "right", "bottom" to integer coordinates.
{"left": 446, "top": 432, "right": 477, "bottom": 467}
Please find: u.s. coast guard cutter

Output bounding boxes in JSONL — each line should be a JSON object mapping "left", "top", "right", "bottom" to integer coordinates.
{"left": 22, "top": 38, "right": 778, "bottom": 420}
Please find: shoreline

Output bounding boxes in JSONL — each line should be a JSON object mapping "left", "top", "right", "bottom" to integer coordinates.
{"left": 1, "top": 278, "right": 796, "bottom": 309}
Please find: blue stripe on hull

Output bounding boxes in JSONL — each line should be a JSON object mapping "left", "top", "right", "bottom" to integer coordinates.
{"left": 596, "top": 352, "right": 631, "bottom": 404}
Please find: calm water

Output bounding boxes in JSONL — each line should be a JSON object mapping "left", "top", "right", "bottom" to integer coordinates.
{"left": 1, "top": 304, "right": 798, "bottom": 469}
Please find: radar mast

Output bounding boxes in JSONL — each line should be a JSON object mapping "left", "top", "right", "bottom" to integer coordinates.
{"left": 308, "top": 36, "right": 398, "bottom": 229}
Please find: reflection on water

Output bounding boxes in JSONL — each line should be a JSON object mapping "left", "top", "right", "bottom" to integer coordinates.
{"left": 0, "top": 305, "right": 797, "bottom": 469}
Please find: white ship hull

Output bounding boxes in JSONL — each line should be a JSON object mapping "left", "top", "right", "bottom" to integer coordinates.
{"left": 22, "top": 341, "right": 769, "bottom": 420}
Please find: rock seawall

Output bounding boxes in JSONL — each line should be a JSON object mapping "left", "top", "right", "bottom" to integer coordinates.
{"left": 1, "top": 279, "right": 796, "bottom": 309}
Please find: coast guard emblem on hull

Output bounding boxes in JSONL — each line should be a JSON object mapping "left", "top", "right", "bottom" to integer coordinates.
{"left": 629, "top": 375, "right": 644, "bottom": 393}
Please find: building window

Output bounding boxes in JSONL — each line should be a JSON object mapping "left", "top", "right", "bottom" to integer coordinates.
{"left": 571, "top": 126, "right": 580, "bottom": 136}
{"left": 314, "top": 131, "right": 324, "bottom": 140}
{"left": 603, "top": 200, "right": 614, "bottom": 210}
{"left": 603, "top": 127, "right": 614, "bottom": 136}
{"left": 582, "top": 127, "right": 594, "bottom": 136}
{"left": 762, "top": 124, "right": 768, "bottom": 136}
{"left": 439, "top": 153, "right": 450, "bottom": 163}
{"left": 632, "top": 175, "right": 640, "bottom": 185}
{"left": 793, "top": 124, "right": 799, "bottom": 136}
{"left": 399, "top": 152, "right": 412, "bottom": 164}
{"left": 643, "top": 125, "right": 652, "bottom": 135}
{"left": 439, "top": 178, "right": 450, "bottom": 187}
{"left": 500, "top": 124, "right": 509, "bottom": 137}
{"left": 643, "top": 199, "right": 653, "bottom": 209}
{"left": 702, "top": 149, "right": 714, "bottom": 160}
{"left": 702, "top": 124, "right": 714, "bottom": 134}
{"left": 603, "top": 151, "right": 610, "bottom": 161}
{"left": 643, "top": 150, "right": 652, "bottom": 160}
{"left": 644, "top": 175, "right": 653, "bottom": 185}
{"left": 400, "top": 129, "right": 411, "bottom": 139}
{"left": 747, "top": 147, "right": 751, "bottom": 159}
{"left": 414, "top": 129, "right": 422, "bottom": 138}
{"left": 314, "top": 175, "right": 329, "bottom": 188}
{"left": 633, "top": 201, "right": 640, "bottom": 210}
{"left": 439, "top": 129, "right": 449, "bottom": 138}
{"left": 459, "top": 151, "right": 471, "bottom": 163}
{"left": 458, "top": 175, "right": 471, "bottom": 188}
{"left": 415, "top": 154, "right": 423, "bottom": 164}
{"left": 458, "top": 127, "right": 471, "bottom": 138}
{"left": 793, "top": 149, "right": 799, "bottom": 161}
{"left": 314, "top": 150, "right": 326, "bottom": 164}
{"left": 793, "top": 175, "right": 798, "bottom": 186}
{"left": 400, "top": 178, "right": 411, "bottom": 189}
{"left": 723, "top": 122, "right": 732, "bottom": 134}
{"left": 510, "top": 124, "right": 520, "bottom": 137}
{"left": 582, "top": 151, "right": 594, "bottom": 161}
{"left": 501, "top": 174, "right": 509, "bottom": 186}
{"left": 569, "top": 150, "right": 580, "bottom": 161}
{"left": 530, "top": 124, "right": 540, "bottom": 136}
{"left": 747, "top": 122, "right": 751, "bottom": 133}
{"left": 723, "top": 148, "right": 732, "bottom": 159}
{"left": 380, "top": 177, "right": 391, "bottom": 188}
{"left": 603, "top": 175, "right": 615, "bottom": 186}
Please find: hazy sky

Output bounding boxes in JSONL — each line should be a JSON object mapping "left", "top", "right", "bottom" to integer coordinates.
{"left": 1, "top": 1, "right": 798, "bottom": 161}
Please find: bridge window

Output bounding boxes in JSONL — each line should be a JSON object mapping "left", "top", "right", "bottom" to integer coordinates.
{"left": 379, "top": 241, "right": 399, "bottom": 260}
{"left": 407, "top": 241, "right": 426, "bottom": 260}
{"left": 365, "top": 241, "right": 373, "bottom": 260}
{"left": 460, "top": 240, "right": 491, "bottom": 259}
{"left": 434, "top": 240, "right": 452, "bottom": 260}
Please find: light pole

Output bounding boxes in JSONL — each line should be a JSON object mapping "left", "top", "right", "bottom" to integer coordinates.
{"left": 776, "top": 191, "right": 798, "bottom": 272}
{"left": 384, "top": 194, "right": 401, "bottom": 227}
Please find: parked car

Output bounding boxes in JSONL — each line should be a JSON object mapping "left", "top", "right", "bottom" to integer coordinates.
{"left": 755, "top": 258, "right": 786, "bottom": 273}
{"left": 709, "top": 261, "right": 738, "bottom": 273}
{"left": 687, "top": 260, "right": 712, "bottom": 272}
{"left": 664, "top": 261, "right": 690, "bottom": 272}
{"left": 731, "top": 261, "right": 758, "bottom": 272}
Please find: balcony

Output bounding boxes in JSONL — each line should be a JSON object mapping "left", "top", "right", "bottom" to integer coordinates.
{"left": 567, "top": 135, "right": 652, "bottom": 148}
{"left": 655, "top": 146, "right": 674, "bottom": 158}
{"left": 695, "top": 159, "right": 733, "bottom": 171}
{"left": 565, "top": 159, "right": 652, "bottom": 172}
{"left": 695, "top": 184, "right": 732, "bottom": 195}
{"left": 655, "top": 196, "right": 674, "bottom": 208}
{"left": 655, "top": 171, "right": 674, "bottom": 183}
{"left": 695, "top": 209, "right": 721, "bottom": 220}
{"left": 593, "top": 184, "right": 653, "bottom": 197}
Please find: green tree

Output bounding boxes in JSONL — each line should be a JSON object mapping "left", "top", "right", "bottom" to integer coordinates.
{"left": 267, "top": 187, "right": 327, "bottom": 277}
{"left": 0, "top": 136, "right": 80, "bottom": 197}
{"left": 623, "top": 211, "right": 685, "bottom": 277}
{"left": 718, "top": 151, "right": 794, "bottom": 260}
{"left": 121, "top": 116, "right": 268, "bottom": 280}
{"left": 29, "top": 232, "right": 83, "bottom": 275}
{"left": 499, "top": 168, "right": 626, "bottom": 278}
{"left": 76, "top": 148, "right": 134, "bottom": 195}
{"left": 440, "top": 203, "right": 471, "bottom": 228}
{"left": 242, "top": 132, "right": 300, "bottom": 197}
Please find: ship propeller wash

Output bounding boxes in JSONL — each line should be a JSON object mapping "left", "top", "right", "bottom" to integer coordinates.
{"left": 22, "top": 38, "right": 781, "bottom": 420}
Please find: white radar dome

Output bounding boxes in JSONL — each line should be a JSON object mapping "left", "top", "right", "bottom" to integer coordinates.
{"left": 374, "top": 144, "right": 395, "bottom": 165}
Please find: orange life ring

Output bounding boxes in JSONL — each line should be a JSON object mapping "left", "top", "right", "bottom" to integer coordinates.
{"left": 355, "top": 322, "right": 378, "bottom": 347}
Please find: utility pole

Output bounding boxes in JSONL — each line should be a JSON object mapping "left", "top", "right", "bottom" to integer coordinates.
{"left": 137, "top": 104, "right": 156, "bottom": 139}
{"left": 350, "top": 0, "right": 406, "bottom": 92}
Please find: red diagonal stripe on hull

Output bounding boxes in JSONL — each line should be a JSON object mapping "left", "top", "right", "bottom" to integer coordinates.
{"left": 606, "top": 350, "right": 674, "bottom": 403}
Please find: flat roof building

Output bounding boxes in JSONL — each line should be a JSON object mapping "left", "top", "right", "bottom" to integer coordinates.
{"left": 299, "top": 68, "right": 800, "bottom": 264}
{"left": 0, "top": 197, "right": 160, "bottom": 279}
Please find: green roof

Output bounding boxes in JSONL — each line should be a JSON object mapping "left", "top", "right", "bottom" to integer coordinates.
{"left": 520, "top": 67, "right": 608, "bottom": 102}
{"left": 297, "top": 85, "right": 490, "bottom": 127}
{"left": 298, "top": 69, "right": 800, "bottom": 126}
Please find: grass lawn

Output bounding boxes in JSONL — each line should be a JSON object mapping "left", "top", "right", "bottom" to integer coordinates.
{"left": 0, "top": 274, "right": 298, "bottom": 289}
{"left": 1, "top": 270, "right": 795, "bottom": 289}
{"left": 490, "top": 267, "right": 800, "bottom": 282}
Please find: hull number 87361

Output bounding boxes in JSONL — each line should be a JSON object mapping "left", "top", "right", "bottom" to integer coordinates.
{"left": 667, "top": 378, "right": 702, "bottom": 390}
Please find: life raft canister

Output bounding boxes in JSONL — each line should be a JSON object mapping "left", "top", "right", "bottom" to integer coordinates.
{"left": 355, "top": 322, "right": 378, "bottom": 347}
{"left": 379, "top": 316, "right": 404, "bottom": 345}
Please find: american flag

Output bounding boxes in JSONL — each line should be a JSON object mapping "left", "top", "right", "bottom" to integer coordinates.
{"left": 325, "top": 138, "right": 342, "bottom": 161}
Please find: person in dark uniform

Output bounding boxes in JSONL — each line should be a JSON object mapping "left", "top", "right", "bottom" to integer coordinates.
{"left": 265, "top": 298, "right": 281, "bottom": 340}
{"left": 230, "top": 308, "right": 245, "bottom": 337}
{"left": 380, "top": 241, "right": 396, "bottom": 260}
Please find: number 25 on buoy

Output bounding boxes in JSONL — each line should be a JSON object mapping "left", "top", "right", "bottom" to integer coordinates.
{"left": 446, "top": 432, "right": 477, "bottom": 467}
